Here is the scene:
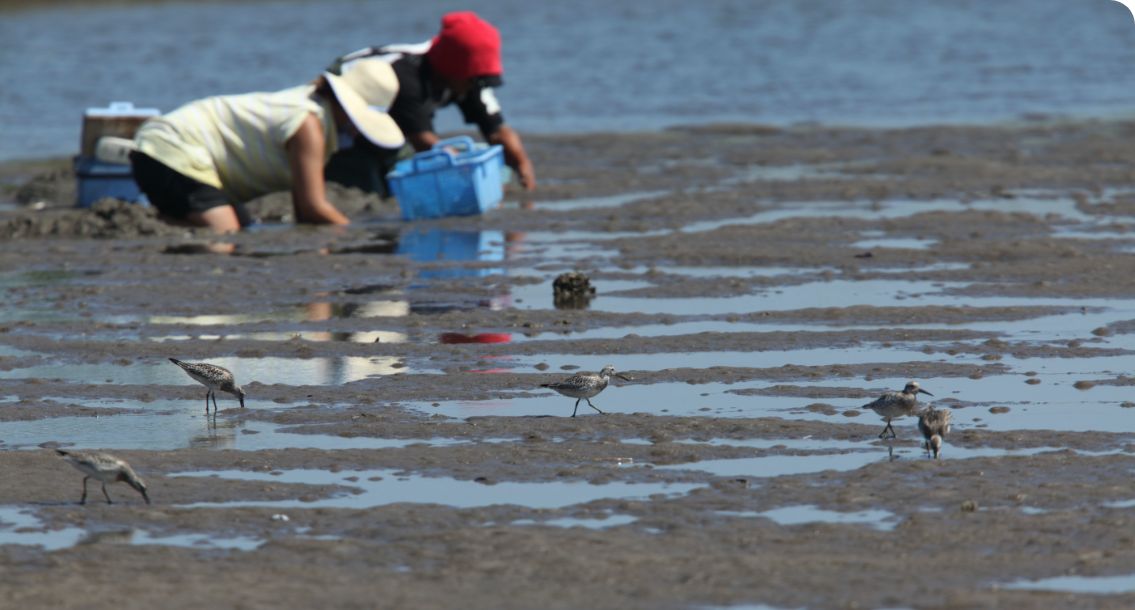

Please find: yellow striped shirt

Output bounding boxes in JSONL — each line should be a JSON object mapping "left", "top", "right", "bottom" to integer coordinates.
{"left": 134, "top": 85, "right": 338, "bottom": 203}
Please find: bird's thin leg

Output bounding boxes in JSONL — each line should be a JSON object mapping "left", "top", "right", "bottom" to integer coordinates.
{"left": 882, "top": 420, "right": 896, "bottom": 438}
{"left": 205, "top": 391, "right": 211, "bottom": 414}
{"left": 79, "top": 476, "right": 89, "bottom": 505}
{"left": 101, "top": 483, "right": 113, "bottom": 504}
{"left": 571, "top": 398, "right": 581, "bottom": 418}
{"left": 211, "top": 391, "right": 219, "bottom": 413}
{"left": 587, "top": 399, "right": 605, "bottom": 415}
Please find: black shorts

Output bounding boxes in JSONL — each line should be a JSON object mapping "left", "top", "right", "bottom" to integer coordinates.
{"left": 129, "top": 152, "right": 252, "bottom": 226}
{"left": 324, "top": 136, "right": 401, "bottom": 197}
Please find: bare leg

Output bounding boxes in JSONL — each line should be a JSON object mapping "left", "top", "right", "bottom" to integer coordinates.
{"left": 205, "top": 391, "right": 211, "bottom": 414}
{"left": 571, "top": 398, "right": 581, "bottom": 417}
{"left": 188, "top": 205, "right": 242, "bottom": 234}
{"left": 79, "top": 476, "right": 89, "bottom": 505}
{"left": 211, "top": 391, "right": 219, "bottom": 413}
{"left": 101, "top": 483, "right": 113, "bottom": 504}
{"left": 586, "top": 398, "right": 605, "bottom": 415}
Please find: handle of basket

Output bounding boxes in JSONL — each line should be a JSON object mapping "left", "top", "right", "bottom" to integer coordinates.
{"left": 412, "top": 149, "right": 456, "bottom": 172}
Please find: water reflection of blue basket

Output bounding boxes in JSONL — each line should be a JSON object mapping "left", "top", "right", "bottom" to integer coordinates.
{"left": 396, "top": 228, "right": 505, "bottom": 279}
{"left": 387, "top": 136, "right": 504, "bottom": 221}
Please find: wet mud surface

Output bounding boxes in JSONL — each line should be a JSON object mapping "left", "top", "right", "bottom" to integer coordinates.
{"left": 4, "top": 122, "right": 1135, "bottom": 608}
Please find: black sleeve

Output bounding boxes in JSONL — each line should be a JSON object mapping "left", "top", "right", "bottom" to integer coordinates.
{"left": 456, "top": 86, "right": 505, "bottom": 139}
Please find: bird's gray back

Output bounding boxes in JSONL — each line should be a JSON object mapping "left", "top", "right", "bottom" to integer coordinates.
{"left": 60, "top": 451, "right": 130, "bottom": 482}
{"left": 177, "top": 361, "right": 234, "bottom": 390}
{"left": 918, "top": 408, "right": 951, "bottom": 438}
{"left": 546, "top": 373, "right": 607, "bottom": 399}
{"left": 863, "top": 391, "right": 918, "bottom": 416}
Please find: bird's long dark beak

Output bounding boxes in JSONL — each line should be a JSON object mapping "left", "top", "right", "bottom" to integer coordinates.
{"left": 919, "top": 389, "right": 933, "bottom": 396}
{"left": 141, "top": 490, "right": 151, "bottom": 505}
{"left": 615, "top": 374, "right": 632, "bottom": 382}
{"left": 239, "top": 395, "right": 245, "bottom": 409}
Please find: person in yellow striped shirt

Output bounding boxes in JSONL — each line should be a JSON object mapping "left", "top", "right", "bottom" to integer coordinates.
{"left": 130, "top": 61, "right": 404, "bottom": 233}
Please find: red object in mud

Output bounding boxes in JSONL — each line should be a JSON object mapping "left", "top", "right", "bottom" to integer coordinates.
{"left": 439, "top": 332, "right": 512, "bottom": 344}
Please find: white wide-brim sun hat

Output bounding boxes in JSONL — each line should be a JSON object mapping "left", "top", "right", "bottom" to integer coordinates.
{"left": 323, "top": 59, "right": 404, "bottom": 149}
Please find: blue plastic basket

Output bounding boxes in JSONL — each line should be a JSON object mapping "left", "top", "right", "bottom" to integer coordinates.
{"left": 73, "top": 156, "right": 148, "bottom": 208}
{"left": 387, "top": 136, "right": 504, "bottom": 221}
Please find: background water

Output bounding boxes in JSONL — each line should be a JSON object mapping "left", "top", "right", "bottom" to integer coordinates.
{"left": 2, "top": 0, "right": 1135, "bottom": 162}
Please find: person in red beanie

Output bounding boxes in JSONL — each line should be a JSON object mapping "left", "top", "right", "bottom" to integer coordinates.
{"left": 325, "top": 11, "right": 536, "bottom": 197}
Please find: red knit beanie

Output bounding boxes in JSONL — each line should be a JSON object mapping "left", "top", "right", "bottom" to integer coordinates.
{"left": 426, "top": 12, "right": 502, "bottom": 81}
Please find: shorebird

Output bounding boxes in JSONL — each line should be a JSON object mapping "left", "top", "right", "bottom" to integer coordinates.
{"left": 540, "top": 365, "right": 631, "bottom": 417}
{"left": 56, "top": 449, "right": 150, "bottom": 505}
{"left": 861, "top": 381, "right": 933, "bottom": 439}
{"left": 169, "top": 358, "right": 245, "bottom": 414}
{"left": 918, "top": 406, "right": 952, "bottom": 459}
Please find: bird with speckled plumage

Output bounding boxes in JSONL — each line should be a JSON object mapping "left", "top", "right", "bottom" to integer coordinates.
{"left": 56, "top": 449, "right": 150, "bottom": 505}
{"left": 540, "top": 365, "right": 631, "bottom": 417}
{"left": 918, "top": 406, "right": 952, "bottom": 459}
{"left": 861, "top": 381, "right": 933, "bottom": 438}
{"left": 169, "top": 358, "right": 245, "bottom": 414}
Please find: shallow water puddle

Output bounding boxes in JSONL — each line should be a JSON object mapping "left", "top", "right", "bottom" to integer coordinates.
{"left": 653, "top": 443, "right": 1128, "bottom": 478}
{"left": 1002, "top": 574, "right": 1135, "bottom": 594}
{"left": 409, "top": 366, "right": 1135, "bottom": 428}
{"left": 621, "top": 265, "right": 831, "bottom": 279}
{"left": 506, "top": 237, "right": 623, "bottom": 263}
{"left": 509, "top": 513, "right": 638, "bottom": 529}
{"left": 677, "top": 194, "right": 1098, "bottom": 235}
{"left": 0, "top": 355, "right": 417, "bottom": 385}
{"left": 144, "top": 311, "right": 312, "bottom": 326}
{"left": 680, "top": 438, "right": 1124, "bottom": 461}
{"left": 130, "top": 530, "right": 264, "bottom": 551}
{"left": 0, "top": 413, "right": 468, "bottom": 452}
{"left": 524, "top": 191, "right": 668, "bottom": 211}
{"left": 0, "top": 506, "right": 264, "bottom": 552}
{"left": 507, "top": 278, "right": 972, "bottom": 314}
{"left": 851, "top": 236, "right": 937, "bottom": 251}
{"left": 677, "top": 438, "right": 874, "bottom": 452}
{"left": 512, "top": 319, "right": 777, "bottom": 342}
{"left": 718, "top": 505, "right": 898, "bottom": 531}
{"left": 775, "top": 375, "right": 1135, "bottom": 433}
{"left": 505, "top": 344, "right": 966, "bottom": 373}
{"left": 173, "top": 468, "right": 703, "bottom": 510}
{"left": 153, "top": 329, "right": 409, "bottom": 344}
{"left": 724, "top": 162, "right": 865, "bottom": 184}
{"left": 0, "top": 506, "right": 86, "bottom": 551}
{"left": 410, "top": 381, "right": 759, "bottom": 419}
{"left": 506, "top": 303, "right": 1058, "bottom": 341}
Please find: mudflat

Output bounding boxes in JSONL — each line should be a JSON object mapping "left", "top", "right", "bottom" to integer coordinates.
{"left": 2, "top": 121, "right": 1135, "bottom": 609}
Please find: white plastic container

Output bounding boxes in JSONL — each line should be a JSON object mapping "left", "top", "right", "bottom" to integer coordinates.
{"left": 79, "top": 101, "right": 159, "bottom": 158}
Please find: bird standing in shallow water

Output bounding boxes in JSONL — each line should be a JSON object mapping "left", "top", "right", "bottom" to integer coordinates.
{"left": 861, "top": 381, "right": 933, "bottom": 438}
{"left": 918, "top": 406, "right": 952, "bottom": 459}
{"left": 540, "top": 365, "right": 631, "bottom": 417}
{"left": 56, "top": 449, "right": 150, "bottom": 505}
{"left": 169, "top": 358, "right": 245, "bottom": 414}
